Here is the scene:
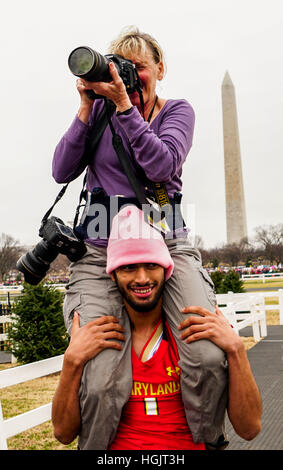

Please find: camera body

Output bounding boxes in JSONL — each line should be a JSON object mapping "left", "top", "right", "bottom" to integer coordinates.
{"left": 17, "top": 217, "right": 86, "bottom": 285}
{"left": 68, "top": 47, "right": 140, "bottom": 98}
{"left": 106, "top": 54, "right": 138, "bottom": 94}
{"left": 39, "top": 216, "right": 86, "bottom": 261}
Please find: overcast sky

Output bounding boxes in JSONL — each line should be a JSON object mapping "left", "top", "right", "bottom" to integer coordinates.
{"left": 1, "top": 0, "right": 283, "bottom": 249}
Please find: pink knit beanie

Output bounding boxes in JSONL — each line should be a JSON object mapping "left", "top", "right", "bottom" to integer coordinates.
{"left": 106, "top": 205, "right": 174, "bottom": 280}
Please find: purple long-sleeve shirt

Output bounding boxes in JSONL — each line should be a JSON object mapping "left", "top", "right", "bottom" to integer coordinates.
{"left": 52, "top": 98, "right": 195, "bottom": 244}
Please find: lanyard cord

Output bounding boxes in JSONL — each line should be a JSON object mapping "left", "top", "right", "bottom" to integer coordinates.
{"left": 134, "top": 66, "right": 158, "bottom": 122}
{"left": 146, "top": 95, "right": 158, "bottom": 123}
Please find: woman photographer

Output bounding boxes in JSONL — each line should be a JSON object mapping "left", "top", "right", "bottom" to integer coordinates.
{"left": 52, "top": 27, "right": 227, "bottom": 450}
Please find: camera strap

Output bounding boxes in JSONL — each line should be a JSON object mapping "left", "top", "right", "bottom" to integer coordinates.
{"left": 40, "top": 184, "right": 69, "bottom": 229}
{"left": 129, "top": 93, "right": 171, "bottom": 210}
{"left": 72, "top": 102, "right": 116, "bottom": 230}
{"left": 42, "top": 103, "right": 115, "bottom": 233}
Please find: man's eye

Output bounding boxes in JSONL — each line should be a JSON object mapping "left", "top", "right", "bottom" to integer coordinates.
{"left": 120, "top": 265, "right": 135, "bottom": 271}
{"left": 147, "top": 263, "right": 158, "bottom": 269}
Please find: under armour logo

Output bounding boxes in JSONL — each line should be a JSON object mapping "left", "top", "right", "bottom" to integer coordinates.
{"left": 166, "top": 366, "right": 181, "bottom": 376}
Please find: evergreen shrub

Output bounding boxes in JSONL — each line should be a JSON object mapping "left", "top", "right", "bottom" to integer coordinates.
{"left": 8, "top": 283, "right": 68, "bottom": 364}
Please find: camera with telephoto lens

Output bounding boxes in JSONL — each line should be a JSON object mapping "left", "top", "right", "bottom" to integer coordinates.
{"left": 68, "top": 46, "right": 140, "bottom": 100}
{"left": 16, "top": 216, "right": 87, "bottom": 285}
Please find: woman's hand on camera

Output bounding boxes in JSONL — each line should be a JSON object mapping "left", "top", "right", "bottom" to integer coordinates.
{"left": 64, "top": 311, "right": 126, "bottom": 369}
{"left": 76, "top": 79, "right": 94, "bottom": 124}
{"left": 80, "top": 62, "right": 132, "bottom": 112}
{"left": 76, "top": 78, "right": 95, "bottom": 106}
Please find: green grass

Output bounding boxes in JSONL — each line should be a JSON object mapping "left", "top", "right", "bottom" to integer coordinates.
{"left": 0, "top": 372, "right": 78, "bottom": 450}
{"left": 243, "top": 278, "right": 283, "bottom": 290}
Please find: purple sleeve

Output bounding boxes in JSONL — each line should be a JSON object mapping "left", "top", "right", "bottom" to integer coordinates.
{"left": 52, "top": 116, "right": 90, "bottom": 183}
{"left": 52, "top": 100, "right": 105, "bottom": 184}
{"left": 116, "top": 100, "right": 195, "bottom": 183}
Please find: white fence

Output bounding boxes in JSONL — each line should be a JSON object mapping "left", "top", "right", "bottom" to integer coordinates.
{"left": 216, "top": 292, "right": 267, "bottom": 341}
{"left": 217, "top": 289, "right": 283, "bottom": 325}
{"left": 0, "top": 284, "right": 67, "bottom": 293}
{"left": 0, "top": 315, "right": 12, "bottom": 343}
{"left": 242, "top": 273, "right": 283, "bottom": 282}
{"left": 254, "top": 290, "right": 283, "bottom": 326}
{"left": 0, "top": 314, "right": 16, "bottom": 363}
{"left": 0, "top": 355, "right": 63, "bottom": 450}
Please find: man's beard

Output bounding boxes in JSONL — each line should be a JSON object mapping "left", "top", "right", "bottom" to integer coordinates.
{"left": 114, "top": 273, "right": 165, "bottom": 313}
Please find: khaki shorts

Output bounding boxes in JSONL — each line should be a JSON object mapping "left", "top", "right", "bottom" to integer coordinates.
{"left": 63, "top": 238, "right": 228, "bottom": 449}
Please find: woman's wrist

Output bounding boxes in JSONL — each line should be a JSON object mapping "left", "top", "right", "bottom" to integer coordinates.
{"left": 77, "top": 103, "right": 93, "bottom": 124}
{"left": 116, "top": 106, "right": 134, "bottom": 116}
{"left": 115, "top": 96, "right": 133, "bottom": 113}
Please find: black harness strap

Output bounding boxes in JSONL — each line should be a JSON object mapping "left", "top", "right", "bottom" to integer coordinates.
{"left": 41, "top": 184, "right": 69, "bottom": 229}
{"left": 42, "top": 102, "right": 115, "bottom": 232}
{"left": 72, "top": 102, "right": 115, "bottom": 229}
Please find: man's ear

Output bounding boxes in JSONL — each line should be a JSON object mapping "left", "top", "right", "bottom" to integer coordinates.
{"left": 110, "top": 272, "right": 115, "bottom": 282}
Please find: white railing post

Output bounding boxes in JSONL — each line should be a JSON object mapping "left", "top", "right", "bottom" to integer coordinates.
{"left": 0, "top": 401, "right": 8, "bottom": 450}
{"left": 250, "top": 302, "right": 261, "bottom": 342}
{"left": 257, "top": 297, "right": 267, "bottom": 337}
{"left": 227, "top": 291, "right": 234, "bottom": 302}
{"left": 11, "top": 354, "right": 17, "bottom": 364}
{"left": 278, "top": 289, "right": 283, "bottom": 325}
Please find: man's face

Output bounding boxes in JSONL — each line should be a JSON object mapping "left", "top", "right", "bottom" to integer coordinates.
{"left": 113, "top": 263, "right": 165, "bottom": 312}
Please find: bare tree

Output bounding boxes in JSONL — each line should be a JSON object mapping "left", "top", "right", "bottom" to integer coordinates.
{"left": 221, "top": 237, "right": 249, "bottom": 267}
{"left": 194, "top": 235, "right": 210, "bottom": 265}
{"left": 254, "top": 224, "right": 283, "bottom": 264}
{"left": 203, "top": 245, "right": 225, "bottom": 268}
{"left": 0, "top": 233, "right": 22, "bottom": 281}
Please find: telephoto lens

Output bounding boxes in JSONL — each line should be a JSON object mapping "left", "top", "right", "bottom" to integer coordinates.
{"left": 16, "top": 240, "right": 58, "bottom": 285}
{"left": 68, "top": 46, "right": 112, "bottom": 82}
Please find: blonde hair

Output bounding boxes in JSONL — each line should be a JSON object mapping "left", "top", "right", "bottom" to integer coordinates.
{"left": 108, "top": 26, "right": 166, "bottom": 75}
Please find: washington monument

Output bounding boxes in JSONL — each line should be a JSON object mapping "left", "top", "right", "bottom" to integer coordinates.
{"left": 222, "top": 71, "right": 248, "bottom": 244}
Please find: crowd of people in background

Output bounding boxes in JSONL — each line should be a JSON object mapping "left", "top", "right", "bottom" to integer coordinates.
{"left": 209, "top": 265, "right": 283, "bottom": 275}
{"left": 1, "top": 263, "right": 283, "bottom": 288}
